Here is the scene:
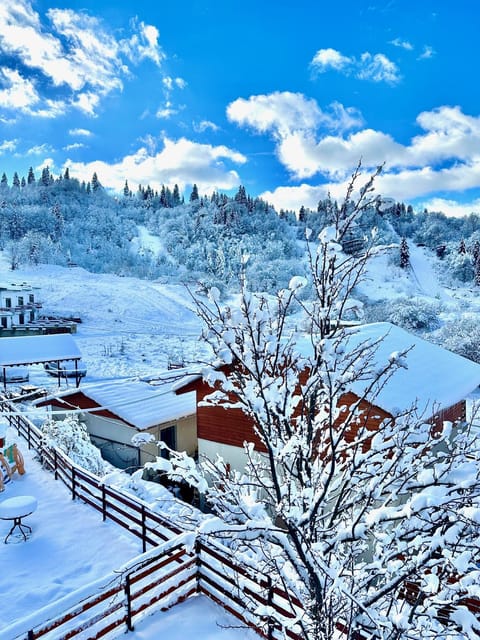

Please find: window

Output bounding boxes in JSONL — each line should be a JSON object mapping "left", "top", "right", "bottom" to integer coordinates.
{"left": 29, "top": 294, "right": 34, "bottom": 303}
{"left": 29, "top": 311, "right": 35, "bottom": 322}
{"left": 18, "top": 313, "right": 24, "bottom": 325}
{"left": 1, "top": 317, "right": 7, "bottom": 328}
{"left": 18, "top": 296, "right": 24, "bottom": 306}
{"left": 5, "top": 298, "right": 11, "bottom": 308}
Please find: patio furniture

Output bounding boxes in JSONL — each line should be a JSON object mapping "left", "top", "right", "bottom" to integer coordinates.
{"left": 0, "top": 495, "right": 37, "bottom": 543}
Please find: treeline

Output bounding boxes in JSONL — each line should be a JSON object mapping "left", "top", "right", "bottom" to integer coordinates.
{"left": 2, "top": 165, "right": 480, "bottom": 293}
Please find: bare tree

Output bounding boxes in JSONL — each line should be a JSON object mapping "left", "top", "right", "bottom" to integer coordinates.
{"left": 161, "top": 165, "right": 480, "bottom": 640}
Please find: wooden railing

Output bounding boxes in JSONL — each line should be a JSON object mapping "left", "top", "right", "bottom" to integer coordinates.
{"left": 1, "top": 399, "right": 183, "bottom": 550}
{"left": 0, "top": 398, "right": 304, "bottom": 639}
{"left": 0, "top": 536, "right": 198, "bottom": 640}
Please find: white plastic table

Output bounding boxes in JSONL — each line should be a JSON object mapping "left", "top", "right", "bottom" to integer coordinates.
{"left": 0, "top": 495, "right": 37, "bottom": 543}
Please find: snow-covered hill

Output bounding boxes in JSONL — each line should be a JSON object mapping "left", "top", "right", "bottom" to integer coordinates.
{"left": 3, "top": 241, "right": 480, "bottom": 393}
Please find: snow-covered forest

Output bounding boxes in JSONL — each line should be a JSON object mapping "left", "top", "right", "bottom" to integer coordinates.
{"left": 2, "top": 165, "right": 480, "bottom": 297}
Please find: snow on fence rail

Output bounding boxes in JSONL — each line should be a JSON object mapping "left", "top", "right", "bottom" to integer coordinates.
{"left": 0, "top": 536, "right": 197, "bottom": 640}
{"left": 0, "top": 398, "right": 183, "bottom": 550}
{"left": 0, "top": 398, "right": 305, "bottom": 639}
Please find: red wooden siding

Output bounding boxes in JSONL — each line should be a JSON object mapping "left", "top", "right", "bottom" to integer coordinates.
{"left": 178, "top": 374, "right": 467, "bottom": 452}
{"left": 37, "top": 393, "right": 124, "bottom": 425}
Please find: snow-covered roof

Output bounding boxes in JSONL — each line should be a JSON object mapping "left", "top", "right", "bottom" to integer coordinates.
{"left": 315, "top": 322, "right": 480, "bottom": 416}
{"left": 42, "top": 376, "right": 196, "bottom": 430}
{"left": 0, "top": 334, "right": 81, "bottom": 367}
{"left": 174, "top": 322, "right": 480, "bottom": 418}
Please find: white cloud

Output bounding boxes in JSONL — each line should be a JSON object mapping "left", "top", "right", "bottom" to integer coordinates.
{"left": 418, "top": 45, "right": 435, "bottom": 60}
{"left": 65, "top": 136, "right": 247, "bottom": 194}
{"left": 63, "top": 142, "right": 85, "bottom": 151}
{"left": 0, "top": 68, "right": 65, "bottom": 117}
{"left": 418, "top": 197, "right": 480, "bottom": 217}
{"left": 311, "top": 48, "right": 353, "bottom": 72}
{"left": 194, "top": 120, "right": 220, "bottom": 133}
{"left": 390, "top": 38, "right": 413, "bottom": 51}
{"left": 0, "top": 1, "right": 168, "bottom": 118}
{"left": 0, "top": 138, "right": 17, "bottom": 153}
{"left": 26, "top": 143, "right": 53, "bottom": 155}
{"left": 69, "top": 128, "right": 92, "bottom": 137}
{"left": 311, "top": 48, "right": 401, "bottom": 85}
{"left": 229, "top": 93, "right": 480, "bottom": 212}
{"left": 358, "top": 53, "right": 401, "bottom": 84}
{"left": 227, "top": 91, "right": 357, "bottom": 139}
{"left": 122, "top": 19, "right": 164, "bottom": 66}
{"left": 261, "top": 183, "right": 328, "bottom": 212}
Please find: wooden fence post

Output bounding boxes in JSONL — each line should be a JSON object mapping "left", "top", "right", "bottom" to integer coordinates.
{"left": 195, "top": 537, "right": 202, "bottom": 593}
{"left": 267, "top": 575, "right": 274, "bottom": 640}
{"left": 124, "top": 573, "right": 134, "bottom": 632}
{"left": 141, "top": 505, "right": 146, "bottom": 553}
{"left": 102, "top": 484, "right": 107, "bottom": 521}
{"left": 54, "top": 449, "right": 58, "bottom": 480}
{"left": 71, "top": 466, "right": 76, "bottom": 500}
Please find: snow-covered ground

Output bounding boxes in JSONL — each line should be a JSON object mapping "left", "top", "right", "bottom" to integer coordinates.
{"left": 0, "top": 432, "right": 260, "bottom": 639}
{"left": 2, "top": 244, "right": 480, "bottom": 638}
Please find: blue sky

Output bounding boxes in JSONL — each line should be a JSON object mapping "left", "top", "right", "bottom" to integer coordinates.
{"left": 0, "top": 0, "right": 479, "bottom": 215}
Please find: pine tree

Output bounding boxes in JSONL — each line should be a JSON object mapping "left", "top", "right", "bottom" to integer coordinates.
{"left": 27, "top": 167, "right": 35, "bottom": 185}
{"left": 172, "top": 184, "right": 181, "bottom": 206}
{"left": 473, "top": 241, "right": 480, "bottom": 286}
{"left": 458, "top": 239, "right": 467, "bottom": 254}
{"left": 399, "top": 237, "right": 410, "bottom": 268}
{"left": 190, "top": 184, "right": 199, "bottom": 202}
{"left": 41, "top": 166, "right": 50, "bottom": 186}
{"left": 12, "top": 172, "right": 20, "bottom": 188}
{"left": 123, "top": 180, "right": 130, "bottom": 197}
{"left": 91, "top": 172, "right": 101, "bottom": 192}
{"left": 1, "top": 173, "right": 8, "bottom": 188}
{"left": 64, "top": 168, "right": 70, "bottom": 180}
{"left": 20, "top": 176, "right": 26, "bottom": 188}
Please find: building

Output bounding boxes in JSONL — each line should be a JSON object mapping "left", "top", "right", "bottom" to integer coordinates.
{"left": 0, "top": 281, "right": 41, "bottom": 329}
{"left": 175, "top": 322, "right": 480, "bottom": 473}
{"left": 37, "top": 373, "right": 197, "bottom": 471}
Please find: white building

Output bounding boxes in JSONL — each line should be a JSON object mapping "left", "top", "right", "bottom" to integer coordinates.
{"left": 0, "top": 282, "right": 41, "bottom": 329}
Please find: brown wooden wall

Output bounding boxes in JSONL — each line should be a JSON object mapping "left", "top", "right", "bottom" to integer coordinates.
{"left": 190, "top": 379, "right": 267, "bottom": 453}
{"left": 38, "top": 393, "right": 124, "bottom": 424}
{"left": 178, "top": 376, "right": 468, "bottom": 452}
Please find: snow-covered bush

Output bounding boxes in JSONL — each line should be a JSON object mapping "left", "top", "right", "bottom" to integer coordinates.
{"left": 431, "top": 317, "right": 480, "bottom": 363}
{"left": 366, "top": 296, "right": 441, "bottom": 332}
{"left": 41, "top": 415, "right": 106, "bottom": 475}
{"left": 445, "top": 249, "right": 474, "bottom": 282}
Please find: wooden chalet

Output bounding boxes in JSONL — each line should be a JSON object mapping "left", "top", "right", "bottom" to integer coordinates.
{"left": 175, "top": 322, "right": 480, "bottom": 473}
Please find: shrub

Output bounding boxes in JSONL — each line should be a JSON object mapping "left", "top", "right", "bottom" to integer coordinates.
{"left": 41, "top": 415, "right": 106, "bottom": 475}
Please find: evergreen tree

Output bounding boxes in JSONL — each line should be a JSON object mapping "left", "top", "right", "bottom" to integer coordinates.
{"left": 20, "top": 176, "right": 26, "bottom": 188}
{"left": 473, "top": 241, "right": 480, "bottom": 286}
{"left": 298, "top": 205, "right": 306, "bottom": 223}
{"left": 91, "top": 172, "right": 101, "bottom": 192}
{"left": 12, "top": 172, "right": 20, "bottom": 188}
{"left": 399, "top": 237, "right": 410, "bottom": 268}
{"left": 27, "top": 166, "right": 35, "bottom": 185}
{"left": 458, "top": 238, "right": 467, "bottom": 254}
{"left": 41, "top": 166, "right": 50, "bottom": 186}
{"left": 234, "top": 185, "right": 247, "bottom": 206}
{"left": 189, "top": 184, "right": 199, "bottom": 202}
{"left": 123, "top": 180, "right": 130, "bottom": 197}
{"left": 64, "top": 168, "right": 70, "bottom": 180}
{"left": 172, "top": 184, "right": 181, "bottom": 206}
{"left": 1, "top": 173, "right": 8, "bottom": 188}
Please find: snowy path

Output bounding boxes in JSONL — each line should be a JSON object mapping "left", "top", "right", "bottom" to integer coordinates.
{"left": 408, "top": 245, "right": 450, "bottom": 300}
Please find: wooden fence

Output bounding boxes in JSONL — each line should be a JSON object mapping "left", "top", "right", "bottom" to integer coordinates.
{"left": 1, "top": 399, "right": 183, "bottom": 550}
{"left": 0, "top": 398, "right": 304, "bottom": 640}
